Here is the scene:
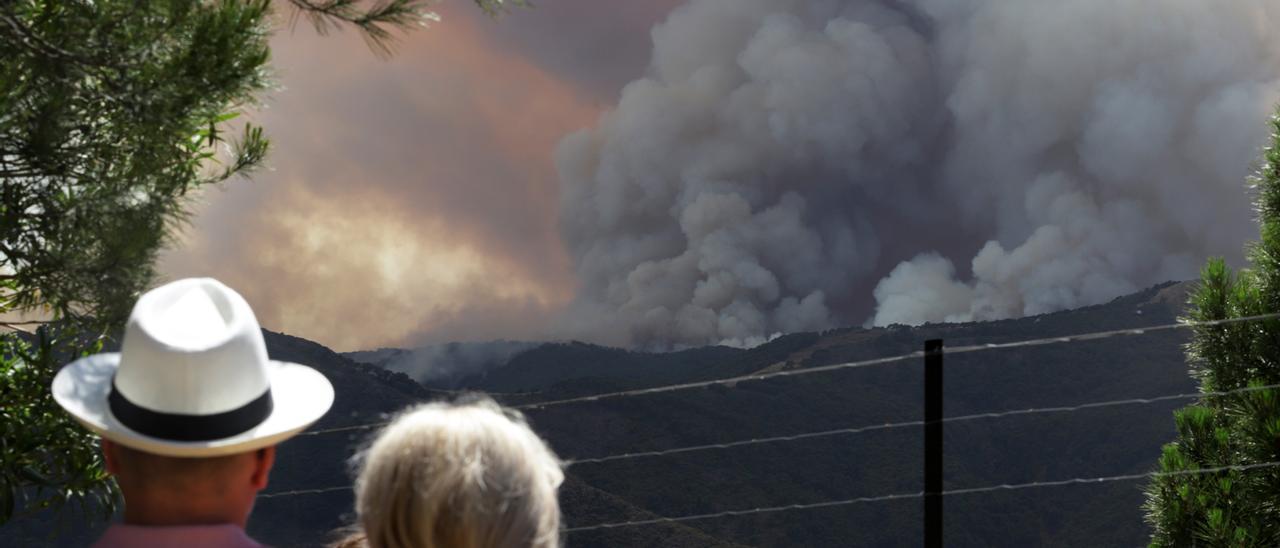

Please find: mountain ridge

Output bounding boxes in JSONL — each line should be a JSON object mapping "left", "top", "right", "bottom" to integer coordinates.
{"left": 6, "top": 280, "right": 1201, "bottom": 546}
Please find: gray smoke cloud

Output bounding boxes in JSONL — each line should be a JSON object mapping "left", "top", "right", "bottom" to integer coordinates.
{"left": 552, "top": 0, "right": 1280, "bottom": 348}
{"left": 355, "top": 341, "right": 539, "bottom": 387}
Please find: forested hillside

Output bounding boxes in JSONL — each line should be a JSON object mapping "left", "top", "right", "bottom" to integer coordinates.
{"left": 6, "top": 282, "right": 1197, "bottom": 546}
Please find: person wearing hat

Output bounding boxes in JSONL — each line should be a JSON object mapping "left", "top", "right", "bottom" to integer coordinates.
{"left": 52, "top": 278, "right": 335, "bottom": 547}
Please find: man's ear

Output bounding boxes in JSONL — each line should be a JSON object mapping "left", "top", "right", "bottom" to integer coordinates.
{"left": 249, "top": 446, "right": 276, "bottom": 491}
{"left": 101, "top": 439, "right": 121, "bottom": 475}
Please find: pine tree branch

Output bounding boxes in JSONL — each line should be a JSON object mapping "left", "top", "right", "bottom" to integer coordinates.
{"left": 285, "top": 0, "right": 436, "bottom": 56}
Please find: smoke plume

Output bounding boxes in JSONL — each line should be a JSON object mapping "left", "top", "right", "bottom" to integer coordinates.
{"left": 554, "top": 0, "right": 1280, "bottom": 347}
{"left": 357, "top": 341, "right": 538, "bottom": 386}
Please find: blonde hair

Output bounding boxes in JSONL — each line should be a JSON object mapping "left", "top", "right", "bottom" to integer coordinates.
{"left": 351, "top": 397, "right": 564, "bottom": 548}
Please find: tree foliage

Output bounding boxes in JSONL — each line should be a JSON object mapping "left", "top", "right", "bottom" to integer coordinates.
{"left": 1, "top": 328, "right": 114, "bottom": 526}
{"left": 1, "top": 2, "right": 274, "bottom": 325}
{"left": 1144, "top": 114, "right": 1280, "bottom": 546}
{"left": 0, "top": 0, "right": 520, "bottom": 527}
{"left": 0, "top": 0, "right": 276, "bottom": 524}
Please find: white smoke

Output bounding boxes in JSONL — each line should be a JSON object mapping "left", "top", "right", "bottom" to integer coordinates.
{"left": 372, "top": 341, "right": 538, "bottom": 386}
{"left": 555, "top": 0, "right": 1280, "bottom": 347}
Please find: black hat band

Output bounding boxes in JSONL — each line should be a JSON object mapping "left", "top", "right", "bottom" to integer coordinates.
{"left": 108, "top": 376, "right": 273, "bottom": 442}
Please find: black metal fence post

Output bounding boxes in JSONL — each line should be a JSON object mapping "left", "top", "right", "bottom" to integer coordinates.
{"left": 924, "top": 339, "right": 944, "bottom": 547}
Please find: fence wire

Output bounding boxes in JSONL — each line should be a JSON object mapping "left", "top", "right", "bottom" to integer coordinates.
{"left": 256, "top": 461, "right": 1280, "bottom": 534}
{"left": 258, "top": 311, "right": 1280, "bottom": 537}
{"left": 563, "top": 460, "right": 1280, "bottom": 533}
{"left": 567, "top": 382, "right": 1280, "bottom": 465}
{"left": 296, "top": 311, "right": 1280, "bottom": 438}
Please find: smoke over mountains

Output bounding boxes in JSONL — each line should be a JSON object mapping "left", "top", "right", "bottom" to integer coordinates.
{"left": 553, "top": 0, "right": 1280, "bottom": 348}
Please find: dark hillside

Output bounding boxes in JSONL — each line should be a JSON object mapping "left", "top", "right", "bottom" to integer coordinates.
{"left": 476, "top": 282, "right": 1195, "bottom": 546}
{"left": 4, "top": 282, "right": 1202, "bottom": 546}
{"left": 457, "top": 333, "right": 821, "bottom": 396}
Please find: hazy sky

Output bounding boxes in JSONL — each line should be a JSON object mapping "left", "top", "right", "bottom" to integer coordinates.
{"left": 160, "top": 0, "right": 1280, "bottom": 352}
{"left": 160, "top": 0, "right": 683, "bottom": 351}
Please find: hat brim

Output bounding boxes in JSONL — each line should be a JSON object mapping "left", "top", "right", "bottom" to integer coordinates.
{"left": 52, "top": 353, "right": 334, "bottom": 458}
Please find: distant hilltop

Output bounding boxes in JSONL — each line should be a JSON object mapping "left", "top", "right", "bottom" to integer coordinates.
{"left": 5, "top": 281, "right": 1201, "bottom": 546}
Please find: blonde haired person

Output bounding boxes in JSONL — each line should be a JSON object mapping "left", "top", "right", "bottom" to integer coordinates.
{"left": 336, "top": 397, "right": 564, "bottom": 548}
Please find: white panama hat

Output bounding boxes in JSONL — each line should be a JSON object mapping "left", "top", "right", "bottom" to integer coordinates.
{"left": 52, "top": 278, "right": 334, "bottom": 457}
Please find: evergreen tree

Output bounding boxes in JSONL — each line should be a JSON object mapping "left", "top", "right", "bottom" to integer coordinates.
{"left": 1144, "top": 113, "right": 1280, "bottom": 546}
{"left": 0, "top": 0, "right": 518, "bottom": 526}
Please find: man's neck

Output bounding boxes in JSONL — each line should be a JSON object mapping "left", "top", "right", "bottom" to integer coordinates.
{"left": 121, "top": 495, "right": 249, "bottom": 529}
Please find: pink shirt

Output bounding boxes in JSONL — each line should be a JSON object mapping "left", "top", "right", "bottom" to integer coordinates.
{"left": 93, "top": 523, "right": 264, "bottom": 548}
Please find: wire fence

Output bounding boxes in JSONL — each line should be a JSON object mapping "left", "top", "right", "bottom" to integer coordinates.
{"left": 263, "top": 311, "right": 1280, "bottom": 537}
{"left": 296, "top": 311, "right": 1280, "bottom": 439}
{"left": 258, "top": 460, "right": 1280, "bottom": 533}
{"left": 562, "top": 461, "right": 1280, "bottom": 532}
{"left": 567, "top": 382, "right": 1280, "bottom": 465}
